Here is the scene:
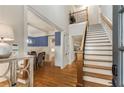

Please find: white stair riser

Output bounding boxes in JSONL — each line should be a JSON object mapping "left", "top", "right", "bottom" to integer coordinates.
{"left": 86, "top": 38, "right": 109, "bottom": 42}
{"left": 86, "top": 38, "right": 109, "bottom": 41}
{"left": 87, "top": 33, "right": 106, "bottom": 36}
{"left": 83, "top": 76, "right": 112, "bottom": 86}
{"left": 83, "top": 67, "right": 112, "bottom": 75}
{"left": 88, "top": 29, "right": 103, "bottom": 30}
{"left": 85, "top": 51, "right": 112, "bottom": 55}
{"left": 87, "top": 31, "right": 106, "bottom": 33}
{"left": 86, "top": 37, "right": 109, "bottom": 40}
{"left": 84, "top": 61, "right": 112, "bottom": 67}
{"left": 87, "top": 32, "right": 106, "bottom": 34}
{"left": 87, "top": 35, "right": 107, "bottom": 37}
{"left": 85, "top": 46, "right": 112, "bottom": 50}
{"left": 84, "top": 55, "right": 112, "bottom": 61}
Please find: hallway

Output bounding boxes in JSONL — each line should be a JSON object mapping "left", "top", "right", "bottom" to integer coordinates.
{"left": 34, "top": 62, "right": 77, "bottom": 87}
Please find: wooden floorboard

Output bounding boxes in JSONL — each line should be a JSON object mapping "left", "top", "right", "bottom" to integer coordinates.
{"left": 34, "top": 62, "right": 77, "bottom": 87}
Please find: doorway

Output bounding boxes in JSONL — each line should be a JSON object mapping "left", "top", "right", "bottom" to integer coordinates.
{"left": 113, "top": 5, "right": 124, "bottom": 87}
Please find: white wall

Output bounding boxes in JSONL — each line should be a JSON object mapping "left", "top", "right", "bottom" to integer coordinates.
{"left": 99, "top": 5, "right": 113, "bottom": 44}
{"left": 0, "top": 6, "right": 24, "bottom": 55}
{"left": 48, "top": 32, "right": 55, "bottom": 62}
{"left": 55, "top": 31, "right": 64, "bottom": 68}
{"left": 99, "top": 5, "right": 112, "bottom": 21}
{"left": 31, "top": 5, "right": 69, "bottom": 30}
{"left": 69, "top": 5, "right": 87, "bottom": 13}
{"left": 61, "top": 7, "right": 70, "bottom": 68}
{"left": 55, "top": 31, "right": 69, "bottom": 69}
{"left": 48, "top": 36, "right": 55, "bottom": 62}
{"left": 88, "top": 6, "right": 100, "bottom": 25}
{"left": 69, "top": 22, "right": 87, "bottom": 64}
{"left": 88, "top": 5, "right": 112, "bottom": 25}
{"left": 0, "top": 6, "right": 24, "bottom": 82}
{"left": 69, "top": 22, "right": 86, "bottom": 36}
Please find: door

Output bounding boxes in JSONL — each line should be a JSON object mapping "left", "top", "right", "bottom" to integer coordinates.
{"left": 63, "top": 32, "right": 69, "bottom": 66}
{"left": 113, "top": 5, "right": 124, "bottom": 87}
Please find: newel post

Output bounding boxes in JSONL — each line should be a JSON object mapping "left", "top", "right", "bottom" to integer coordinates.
{"left": 75, "top": 51, "right": 84, "bottom": 87}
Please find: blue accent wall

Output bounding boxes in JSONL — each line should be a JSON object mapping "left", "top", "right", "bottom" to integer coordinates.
{"left": 28, "top": 36, "right": 48, "bottom": 47}
{"left": 55, "top": 32, "right": 61, "bottom": 46}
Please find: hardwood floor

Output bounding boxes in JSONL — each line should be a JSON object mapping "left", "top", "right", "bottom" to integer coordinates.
{"left": 0, "top": 61, "right": 77, "bottom": 87}
{"left": 34, "top": 62, "right": 77, "bottom": 87}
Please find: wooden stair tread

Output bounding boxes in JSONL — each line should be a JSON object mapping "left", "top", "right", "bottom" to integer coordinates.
{"left": 84, "top": 55, "right": 112, "bottom": 62}
{"left": 84, "top": 71, "right": 112, "bottom": 80}
{"left": 86, "top": 43, "right": 112, "bottom": 46}
{"left": 85, "top": 45, "right": 112, "bottom": 47}
{"left": 84, "top": 80, "right": 111, "bottom": 87}
{"left": 84, "top": 64, "right": 112, "bottom": 70}
{"left": 84, "top": 54, "right": 112, "bottom": 56}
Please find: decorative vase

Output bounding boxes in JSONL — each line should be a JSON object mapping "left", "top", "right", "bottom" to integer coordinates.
{"left": 0, "top": 42, "right": 12, "bottom": 58}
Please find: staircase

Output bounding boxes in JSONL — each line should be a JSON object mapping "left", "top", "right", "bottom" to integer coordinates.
{"left": 83, "top": 24, "right": 112, "bottom": 87}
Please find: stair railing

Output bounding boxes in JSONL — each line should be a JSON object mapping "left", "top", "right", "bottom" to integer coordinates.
{"left": 75, "top": 22, "right": 88, "bottom": 87}
{"left": 69, "top": 8, "right": 88, "bottom": 24}
{"left": 101, "top": 13, "right": 112, "bottom": 30}
{"left": 101, "top": 13, "right": 112, "bottom": 44}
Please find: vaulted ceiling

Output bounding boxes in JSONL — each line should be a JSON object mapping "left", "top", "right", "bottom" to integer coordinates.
{"left": 27, "top": 8, "right": 57, "bottom": 37}
{"left": 28, "top": 25, "right": 48, "bottom": 37}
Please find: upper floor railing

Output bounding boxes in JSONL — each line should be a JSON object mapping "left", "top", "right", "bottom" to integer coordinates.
{"left": 69, "top": 8, "right": 88, "bottom": 24}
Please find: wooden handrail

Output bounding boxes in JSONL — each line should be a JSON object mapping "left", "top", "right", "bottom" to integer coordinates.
{"left": 80, "top": 22, "right": 88, "bottom": 51}
{"left": 75, "top": 22, "right": 88, "bottom": 87}
{"left": 101, "top": 14, "right": 112, "bottom": 30}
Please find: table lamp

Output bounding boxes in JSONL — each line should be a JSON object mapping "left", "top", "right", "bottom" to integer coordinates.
{"left": 0, "top": 24, "right": 14, "bottom": 58}
{"left": 51, "top": 48, "right": 55, "bottom": 52}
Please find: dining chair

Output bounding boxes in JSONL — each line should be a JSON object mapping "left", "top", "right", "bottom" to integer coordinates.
{"left": 37, "top": 52, "right": 44, "bottom": 68}
{"left": 42, "top": 52, "right": 46, "bottom": 64}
